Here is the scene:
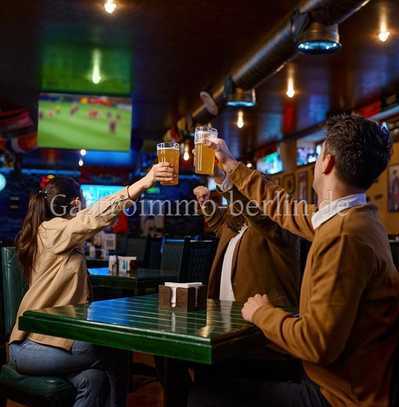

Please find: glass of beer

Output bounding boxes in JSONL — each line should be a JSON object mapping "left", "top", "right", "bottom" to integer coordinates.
{"left": 194, "top": 127, "right": 218, "bottom": 175}
{"left": 157, "top": 142, "right": 180, "bottom": 186}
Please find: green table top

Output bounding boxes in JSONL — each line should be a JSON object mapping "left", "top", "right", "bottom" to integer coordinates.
{"left": 19, "top": 295, "right": 262, "bottom": 364}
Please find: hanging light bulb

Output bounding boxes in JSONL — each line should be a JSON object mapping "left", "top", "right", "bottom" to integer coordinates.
{"left": 79, "top": 159, "right": 84, "bottom": 167}
{"left": 378, "top": 8, "right": 390, "bottom": 43}
{"left": 378, "top": 30, "right": 390, "bottom": 42}
{"left": 236, "top": 110, "right": 245, "bottom": 129}
{"left": 80, "top": 149, "right": 87, "bottom": 156}
{"left": 286, "top": 76, "right": 296, "bottom": 98}
{"left": 286, "top": 64, "right": 296, "bottom": 98}
{"left": 183, "top": 143, "right": 190, "bottom": 161}
{"left": 246, "top": 162, "right": 253, "bottom": 168}
{"left": 104, "top": 0, "right": 117, "bottom": 14}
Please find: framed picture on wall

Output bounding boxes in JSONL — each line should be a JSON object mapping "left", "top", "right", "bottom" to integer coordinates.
{"left": 273, "top": 176, "right": 281, "bottom": 186}
{"left": 282, "top": 173, "right": 295, "bottom": 195}
{"left": 388, "top": 164, "right": 399, "bottom": 212}
{"left": 296, "top": 171, "right": 309, "bottom": 201}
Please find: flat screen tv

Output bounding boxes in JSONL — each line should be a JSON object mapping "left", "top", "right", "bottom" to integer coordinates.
{"left": 38, "top": 93, "right": 132, "bottom": 151}
{"left": 256, "top": 151, "right": 283, "bottom": 175}
{"left": 81, "top": 184, "right": 124, "bottom": 207}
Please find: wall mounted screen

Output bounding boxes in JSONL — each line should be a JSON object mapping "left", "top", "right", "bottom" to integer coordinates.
{"left": 38, "top": 93, "right": 132, "bottom": 151}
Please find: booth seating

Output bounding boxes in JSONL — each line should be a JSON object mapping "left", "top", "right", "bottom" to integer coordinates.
{"left": 180, "top": 239, "right": 217, "bottom": 283}
{"left": 0, "top": 247, "right": 76, "bottom": 407}
{"left": 160, "top": 238, "right": 217, "bottom": 284}
{"left": 126, "top": 237, "right": 162, "bottom": 269}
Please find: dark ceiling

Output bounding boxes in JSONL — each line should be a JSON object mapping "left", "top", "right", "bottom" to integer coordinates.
{"left": 0, "top": 0, "right": 295, "bottom": 140}
{"left": 1, "top": 0, "right": 399, "bottom": 157}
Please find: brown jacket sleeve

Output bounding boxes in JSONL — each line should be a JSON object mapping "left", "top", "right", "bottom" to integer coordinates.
{"left": 252, "top": 234, "right": 372, "bottom": 365}
{"left": 42, "top": 188, "right": 132, "bottom": 254}
{"left": 228, "top": 162, "right": 315, "bottom": 241}
{"left": 222, "top": 186, "right": 284, "bottom": 242}
{"left": 200, "top": 200, "right": 228, "bottom": 238}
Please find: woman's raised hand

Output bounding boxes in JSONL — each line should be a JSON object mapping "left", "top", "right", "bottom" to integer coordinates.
{"left": 142, "top": 163, "right": 175, "bottom": 189}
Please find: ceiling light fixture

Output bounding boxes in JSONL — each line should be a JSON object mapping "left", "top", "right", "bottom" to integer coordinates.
{"left": 80, "top": 149, "right": 87, "bottom": 156}
{"left": 224, "top": 77, "right": 256, "bottom": 108}
{"left": 104, "top": 0, "right": 117, "bottom": 15}
{"left": 79, "top": 159, "right": 84, "bottom": 167}
{"left": 236, "top": 110, "right": 245, "bottom": 129}
{"left": 297, "top": 22, "right": 341, "bottom": 54}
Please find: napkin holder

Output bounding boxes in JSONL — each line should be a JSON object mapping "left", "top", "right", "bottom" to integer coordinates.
{"left": 159, "top": 283, "right": 207, "bottom": 311}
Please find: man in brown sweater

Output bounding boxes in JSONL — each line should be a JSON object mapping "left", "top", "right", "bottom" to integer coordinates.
{"left": 189, "top": 115, "right": 399, "bottom": 407}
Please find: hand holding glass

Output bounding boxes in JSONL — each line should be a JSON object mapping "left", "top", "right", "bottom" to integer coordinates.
{"left": 194, "top": 127, "right": 218, "bottom": 176}
{"left": 157, "top": 143, "right": 180, "bottom": 185}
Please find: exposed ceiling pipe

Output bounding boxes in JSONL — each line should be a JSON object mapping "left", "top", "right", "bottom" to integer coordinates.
{"left": 192, "top": 0, "right": 371, "bottom": 124}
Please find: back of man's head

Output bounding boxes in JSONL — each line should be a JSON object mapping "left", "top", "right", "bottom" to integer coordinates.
{"left": 325, "top": 114, "right": 392, "bottom": 190}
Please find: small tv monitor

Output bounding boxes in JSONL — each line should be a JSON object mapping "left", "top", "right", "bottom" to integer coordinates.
{"left": 38, "top": 93, "right": 132, "bottom": 151}
{"left": 256, "top": 151, "right": 283, "bottom": 175}
{"left": 81, "top": 184, "right": 124, "bottom": 208}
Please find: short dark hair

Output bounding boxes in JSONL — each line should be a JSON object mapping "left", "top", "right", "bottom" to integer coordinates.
{"left": 324, "top": 114, "right": 392, "bottom": 189}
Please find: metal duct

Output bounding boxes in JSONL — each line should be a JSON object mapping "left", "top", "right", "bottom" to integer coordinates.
{"left": 192, "top": 0, "right": 371, "bottom": 124}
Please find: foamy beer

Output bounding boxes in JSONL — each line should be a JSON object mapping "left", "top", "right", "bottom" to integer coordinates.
{"left": 157, "top": 142, "right": 180, "bottom": 185}
{"left": 194, "top": 127, "right": 218, "bottom": 175}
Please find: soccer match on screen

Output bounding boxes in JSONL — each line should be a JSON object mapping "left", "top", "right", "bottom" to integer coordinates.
{"left": 38, "top": 93, "right": 132, "bottom": 151}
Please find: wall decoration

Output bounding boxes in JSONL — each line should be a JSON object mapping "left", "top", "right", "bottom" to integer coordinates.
{"left": 282, "top": 173, "right": 295, "bottom": 195}
{"left": 388, "top": 164, "right": 399, "bottom": 212}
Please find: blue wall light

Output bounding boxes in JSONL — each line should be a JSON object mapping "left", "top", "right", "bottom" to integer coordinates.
{"left": 0, "top": 174, "right": 6, "bottom": 192}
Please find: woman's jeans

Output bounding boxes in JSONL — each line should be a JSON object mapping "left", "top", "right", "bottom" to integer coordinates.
{"left": 9, "top": 340, "right": 129, "bottom": 407}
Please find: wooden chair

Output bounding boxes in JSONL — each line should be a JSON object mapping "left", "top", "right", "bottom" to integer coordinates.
{"left": 0, "top": 247, "right": 76, "bottom": 407}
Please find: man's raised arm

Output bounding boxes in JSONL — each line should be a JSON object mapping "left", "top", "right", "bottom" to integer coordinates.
{"left": 208, "top": 139, "right": 316, "bottom": 241}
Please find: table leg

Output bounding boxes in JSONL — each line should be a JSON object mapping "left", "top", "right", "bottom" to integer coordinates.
{"left": 155, "top": 356, "right": 191, "bottom": 407}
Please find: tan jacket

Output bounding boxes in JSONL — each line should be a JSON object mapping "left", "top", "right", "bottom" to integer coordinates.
{"left": 203, "top": 187, "right": 300, "bottom": 307}
{"left": 229, "top": 162, "right": 399, "bottom": 406}
{"left": 10, "top": 188, "right": 131, "bottom": 350}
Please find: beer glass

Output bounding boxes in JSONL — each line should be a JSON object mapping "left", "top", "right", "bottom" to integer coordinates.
{"left": 194, "top": 127, "right": 218, "bottom": 175}
{"left": 157, "top": 142, "right": 180, "bottom": 185}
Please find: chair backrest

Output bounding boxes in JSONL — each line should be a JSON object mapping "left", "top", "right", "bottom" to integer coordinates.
{"left": 144, "top": 237, "right": 162, "bottom": 269}
{"left": 160, "top": 238, "right": 186, "bottom": 279}
{"left": 115, "top": 234, "right": 128, "bottom": 256}
{"left": 126, "top": 237, "right": 147, "bottom": 264}
{"left": 180, "top": 240, "right": 217, "bottom": 283}
{"left": 1, "top": 247, "right": 27, "bottom": 339}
